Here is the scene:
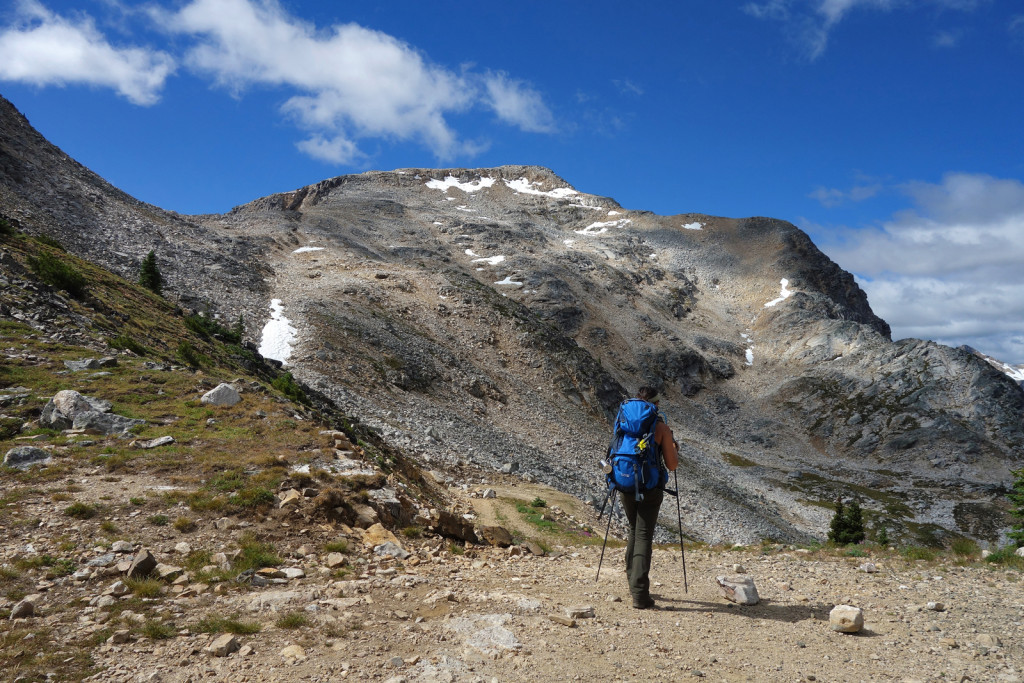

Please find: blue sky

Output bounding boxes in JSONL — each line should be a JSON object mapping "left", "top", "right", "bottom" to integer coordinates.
{"left": 1, "top": 0, "right": 1023, "bottom": 365}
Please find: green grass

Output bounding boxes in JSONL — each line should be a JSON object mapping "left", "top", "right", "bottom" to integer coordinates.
{"left": 140, "top": 620, "right": 177, "bottom": 640}
{"left": 28, "top": 250, "right": 87, "bottom": 298}
{"left": 234, "top": 534, "right": 281, "bottom": 573}
{"left": 64, "top": 502, "right": 97, "bottom": 519}
{"left": 275, "top": 612, "right": 309, "bottom": 629}
{"left": 147, "top": 514, "right": 169, "bottom": 526}
{"left": 324, "top": 539, "right": 349, "bottom": 553}
{"left": 124, "top": 578, "right": 163, "bottom": 597}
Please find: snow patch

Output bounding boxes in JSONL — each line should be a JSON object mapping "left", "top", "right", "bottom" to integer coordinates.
{"left": 563, "top": 239, "right": 575, "bottom": 247}
{"left": 465, "top": 249, "right": 480, "bottom": 257}
{"left": 682, "top": 222, "right": 703, "bottom": 231}
{"left": 764, "top": 278, "right": 794, "bottom": 308}
{"left": 745, "top": 348, "right": 754, "bottom": 366}
{"left": 292, "top": 246, "right": 324, "bottom": 254}
{"left": 456, "top": 206, "right": 476, "bottom": 212}
{"left": 259, "top": 299, "right": 297, "bottom": 365}
{"left": 608, "top": 210, "right": 621, "bottom": 216}
{"left": 472, "top": 255, "right": 506, "bottom": 266}
{"left": 1000, "top": 363, "right": 1024, "bottom": 383}
{"left": 494, "top": 276, "right": 524, "bottom": 287}
{"left": 426, "top": 176, "right": 495, "bottom": 193}
{"left": 575, "top": 218, "right": 632, "bottom": 236}
{"left": 504, "top": 178, "right": 578, "bottom": 199}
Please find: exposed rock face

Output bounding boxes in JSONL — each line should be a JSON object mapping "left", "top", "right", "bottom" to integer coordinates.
{"left": 1, "top": 93, "right": 1022, "bottom": 545}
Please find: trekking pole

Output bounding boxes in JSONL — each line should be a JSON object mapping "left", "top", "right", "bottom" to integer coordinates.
{"left": 675, "top": 468, "right": 688, "bottom": 593}
{"left": 595, "top": 489, "right": 616, "bottom": 582}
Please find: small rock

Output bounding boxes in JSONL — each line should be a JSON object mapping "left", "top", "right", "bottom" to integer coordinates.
{"left": 111, "top": 541, "right": 134, "bottom": 554}
{"left": 716, "top": 576, "right": 759, "bottom": 605}
{"left": 926, "top": 602, "right": 946, "bottom": 612}
{"left": 279, "top": 644, "right": 306, "bottom": 661}
{"left": 213, "top": 518, "right": 235, "bottom": 531}
{"left": 731, "top": 564, "right": 745, "bottom": 573}
{"left": 523, "top": 541, "right": 545, "bottom": 557}
{"left": 326, "top": 553, "right": 346, "bottom": 568}
{"left": 374, "top": 542, "right": 411, "bottom": 560}
{"left": 278, "top": 489, "right": 303, "bottom": 508}
{"left": 9, "top": 598, "right": 35, "bottom": 620}
{"left": 859, "top": 562, "right": 878, "bottom": 573}
{"left": 1015, "top": 547, "right": 1024, "bottom": 558}
{"left": 548, "top": 615, "right": 576, "bottom": 627}
{"left": 206, "top": 634, "right": 240, "bottom": 657}
{"left": 155, "top": 564, "right": 182, "bottom": 581}
{"left": 200, "top": 383, "right": 241, "bottom": 407}
{"left": 829, "top": 605, "right": 864, "bottom": 633}
{"left": 978, "top": 634, "right": 1002, "bottom": 648}
{"left": 135, "top": 436, "right": 175, "bottom": 449}
{"left": 362, "top": 523, "right": 400, "bottom": 549}
{"left": 282, "top": 567, "right": 305, "bottom": 580}
{"left": 174, "top": 542, "right": 192, "bottom": 555}
{"left": 566, "top": 606, "right": 595, "bottom": 619}
{"left": 107, "top": 630, "right": 131, "bottom": 645}
{"left": 237, "top": 644, "right": 254, "bottom": 657}
{"left": 481, "top": 488, "right": 497, "bottom": 499}
{"left": 126, "top": 549, "right": 158, "bottom": 579}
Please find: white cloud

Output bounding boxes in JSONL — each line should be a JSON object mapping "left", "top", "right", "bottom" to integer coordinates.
{"left": 483, "top": 71, "right": 556, "bottom": 133}
{"left": 743, "top": 0, "right": 985, "bottom": 59}
{"left": 820, "top": 173, "right": 1024, "bottom": 363}
{"left": 153, "top": 0, "right": 553, "bottom": 161}
{"left": 0, "top": 0, "right": 174, "bottom": 104}
{"left": 809, "top": 181, "right": 881, "bottom": 207}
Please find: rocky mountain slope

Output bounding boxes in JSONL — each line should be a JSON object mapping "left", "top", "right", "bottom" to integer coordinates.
{"left": 2, "top": 92, "right": 1022, "bottom": 547}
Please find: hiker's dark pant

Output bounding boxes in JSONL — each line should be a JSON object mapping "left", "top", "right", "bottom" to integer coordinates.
{"left": 619, "top": 488, "right": 663, "bottom": 601}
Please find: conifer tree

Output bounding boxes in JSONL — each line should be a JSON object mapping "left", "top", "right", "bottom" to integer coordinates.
{"left": 827, "top": 496, "right": 866, "bottom": 545}
{"left": 139, "top": 250, "right": 163, "bottom": 295}
{"left": 1008, "top": 467, "right": 1024, "bottom": 548}
{"left": 842, "top": 498, "right": 866, "bottom": 545}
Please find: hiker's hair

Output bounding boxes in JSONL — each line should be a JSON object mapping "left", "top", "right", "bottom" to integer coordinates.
{"left": 637, "top": 386, "right": 658, "bottom": 401}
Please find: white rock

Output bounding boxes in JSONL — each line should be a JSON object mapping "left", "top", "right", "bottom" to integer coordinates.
{"left": 926, "top": 601, "right": 946, "bottom": 612}
{"left": 175, "top": 542, "right": 192, "bottom": 555}
{"left": 282, "top": 567, "right": 305, "bottom": 580}
{"left": 111, "top": 541, "right": 134, "bottom": 554}
{"left": 716, "top": 575, "right": 759, "bottom": 605}
{"left": 200, "top": 383, "right": 241, "bottom": 407}
{"left": 206, "top": 633, "right": 240, "bottom": 657}
{"left": 1016, "top": 547, "right": 1024, "bottom": 558}
{"left": 830, "top": 605, "right": 864, "bottom": 633}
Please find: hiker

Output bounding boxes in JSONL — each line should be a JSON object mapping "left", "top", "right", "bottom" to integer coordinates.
{"left": 612, "top": 386, "right": 678, "bottom": 609}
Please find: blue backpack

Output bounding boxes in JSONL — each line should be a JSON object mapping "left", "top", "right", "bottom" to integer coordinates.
{"left": 606, "top": 399, "right": 667, "bottom": 499}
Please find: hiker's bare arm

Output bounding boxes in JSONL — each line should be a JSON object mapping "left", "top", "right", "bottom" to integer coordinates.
{"left": 655, "top": 421, "right": 678, "bottom": 470}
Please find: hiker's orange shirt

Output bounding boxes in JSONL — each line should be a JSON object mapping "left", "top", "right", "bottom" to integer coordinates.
{"left": 656, "top": 420, "right": 678, "bottom": 471}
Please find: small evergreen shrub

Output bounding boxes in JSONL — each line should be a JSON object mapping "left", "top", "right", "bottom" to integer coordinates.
{"left": 28, "top": 251, "right": 87, "bottom": 298}
{"left": 34, "top": 234, "right": 66, "bottom": 251}
{"left": 176, "top": 341, "right": 207, "bottom": 368}
{"left": 0, "top": 217, "right": 15, "bottom": 236}
{"left": 139, "top": 250, "right": 163, "bottom": 295}
{"left": 110, "top": 334, "right": 148, "bottom": 356}
{"left": 272, "top": 372, "right": 309, "bottom": 405}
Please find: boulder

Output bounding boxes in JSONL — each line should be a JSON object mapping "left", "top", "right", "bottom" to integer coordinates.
{"left": 435, "top": 510, "right": 478, "bottom": 544}
{"left": 9, "top": 597, "right": 36, "bottom": 620}
{"left": 716, "top": 575, "right": 760, "bottom": 605}
{"left": 40, "top": 390, "right": 111, "bottom": 429}
{"left": 478, "top": 525, "right": 514, "bottom": 548}
{"left": 72, "top": 411, "right": 145, "bottom": 435}
{"left": 64, "top": 357, "right": 117, "bottom": 372}
{"left": 3, "top": 446, "right": 51, "bottom": 469}
{"left": 201, "top": 383, "right": 241, "bottom": 407}
{"left": 523, "top": 540, "right": 546, "bottom": 556}
{"left": 830, "top": 604, "right": 864, "bottom": 633}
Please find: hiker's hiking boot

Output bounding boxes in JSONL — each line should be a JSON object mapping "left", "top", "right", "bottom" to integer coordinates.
{"left": 632, "top": 596, "right": 656, "bottom": 610}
